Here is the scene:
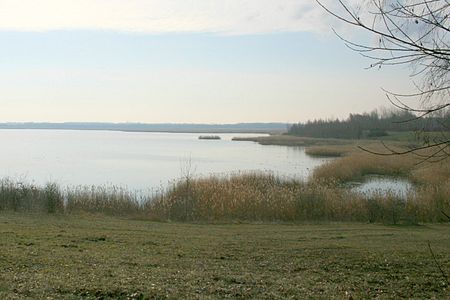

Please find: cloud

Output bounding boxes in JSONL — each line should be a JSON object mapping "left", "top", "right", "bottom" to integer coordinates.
{"left": 0, "top": 0, "right": 335, "bottom": 34}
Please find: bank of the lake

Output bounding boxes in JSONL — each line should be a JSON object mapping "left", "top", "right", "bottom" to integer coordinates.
{"left": 231, "top": 134, "right": 449, "bottom": 221}
{"left": 236, "top": 133, "right": 449, "bottom": 186}
{"left": 1, "top": 170, "right": 448, "bottom": 223}
{"left": 232, "top": 135, "right": 351, "bottom": 147}
{"left": 232, "top": 133, "right": 424, "bottom": 150}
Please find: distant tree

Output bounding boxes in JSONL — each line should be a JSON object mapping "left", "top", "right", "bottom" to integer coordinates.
{"left": 288, "top": 108, "right": 446, "bottom": 139}
{"left": 316, "top": 0, "right": 449, "bottom": 161}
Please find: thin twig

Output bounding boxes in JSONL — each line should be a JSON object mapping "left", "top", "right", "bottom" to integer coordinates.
{"left": 427, "top": 241, "right": 449, "bottom": 285}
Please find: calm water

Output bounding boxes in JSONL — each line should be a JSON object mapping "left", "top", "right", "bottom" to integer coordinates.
{"left": 352, "top": 176, "right": 414, "bottom": 199}
{"left": 0, "top": 130, "right": 333, "bottom": 191}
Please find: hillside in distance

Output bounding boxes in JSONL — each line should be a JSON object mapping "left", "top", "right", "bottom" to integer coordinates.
{"left": 0, "top": 122, "right": 289, "bottom": 134}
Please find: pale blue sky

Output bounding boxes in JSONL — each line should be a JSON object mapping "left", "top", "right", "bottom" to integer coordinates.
{"left": 0, "top": 0, "right": 412, "bottom": 123}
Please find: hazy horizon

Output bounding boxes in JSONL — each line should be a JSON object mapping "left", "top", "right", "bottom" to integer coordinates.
{"left": 1, "top": 1, "right": 413, "bottom": 123}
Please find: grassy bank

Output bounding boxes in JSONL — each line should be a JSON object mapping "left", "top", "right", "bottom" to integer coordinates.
{"left": 232, "top": 135, "right": 351, "bottom": 147}
{"left": 0, "top": 213, "right": 448, "bottom": 299}
{"left": 238, "top": 134, "right": 449, "bottom": 187}
{"left": 232, "top": 132, "right": 427, "bottom": 147}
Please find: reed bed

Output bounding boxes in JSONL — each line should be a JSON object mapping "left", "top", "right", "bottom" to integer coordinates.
{"left": 0, "top": 179, "right": 64, "bottom": 213}
{"left": 65, "top": 185, "right": 145, "bottom": 216}
{"left": 198, "top": 135, "right": 221, "bottom": 140}
{"left": 148, "top": 173, "right": 448, "bottom": 223}
{"left": 305, "top": 146, "right": 352, "bottom": 157}
{"left": 310, "top": 141, "right": 450, "bottom": 179}
{"left": 0, "top": 172, "right": 447, "bottom": 224}
{"left": 410, "top": 162, "right": 450, "bottom": 186}
{"left": 313, "top": 152, "right": 417, "bottom": 183}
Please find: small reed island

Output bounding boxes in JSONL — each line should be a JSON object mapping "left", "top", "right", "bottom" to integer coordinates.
{"left": 198, "top": 135, "right": 221, "bottom": 140}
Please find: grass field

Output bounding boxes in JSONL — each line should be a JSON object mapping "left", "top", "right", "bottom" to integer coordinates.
{"left": 0, "top": 213, "right": 448, "bottom": 299}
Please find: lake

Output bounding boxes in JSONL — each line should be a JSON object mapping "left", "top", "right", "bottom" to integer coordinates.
{"left": 0, "top": 130, "right": 333, "bottom": 192}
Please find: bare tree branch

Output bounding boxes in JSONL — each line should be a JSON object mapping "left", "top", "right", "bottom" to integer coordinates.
{"left": 317, "top": 0, "right": 450, "bottom": 159}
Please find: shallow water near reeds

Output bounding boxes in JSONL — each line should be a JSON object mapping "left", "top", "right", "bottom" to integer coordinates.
{"left": 0, "top": 129, "right": 333, "bottom": 191}
{"left": 351, "top": 176, "right": 414, "bottom": 199}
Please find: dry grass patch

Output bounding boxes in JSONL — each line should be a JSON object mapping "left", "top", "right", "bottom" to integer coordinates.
{"left": 312, "top": 152, "right": 414, "bottom": 183}
{"left": 148, "top": 172, "right": 449, "bottom": 223}
{"left": 305, "top": 145, "right": 354, "bottom": 157}
{"left": 312, "top": 143, "right": 449, "bottom": 185}
{"left": 232, "top": 135, "right": 350, "bottom": 147}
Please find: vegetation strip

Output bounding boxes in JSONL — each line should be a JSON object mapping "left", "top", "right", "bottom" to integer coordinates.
{"left": 0, "top": 162, "right": 448, "bottom": 223}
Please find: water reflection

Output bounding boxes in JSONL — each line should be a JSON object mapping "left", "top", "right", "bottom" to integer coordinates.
{"left": 351, "top": 175, "right": 414, "bottom": 199}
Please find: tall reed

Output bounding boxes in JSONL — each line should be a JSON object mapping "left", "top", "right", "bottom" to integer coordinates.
{"left": 0, "top": 173, "right": 447, "bottom": 224}
{"left": 65, "top": 185, "right": 144, "bottom": 216}
{"left": 148, "top": 173, "right": 449, "bottom": 223}
{"left": 0, "top": 179, "right": 64, "bottom": 213}
{"left": 312, "top": 152, "right": 414, "bottom": 183}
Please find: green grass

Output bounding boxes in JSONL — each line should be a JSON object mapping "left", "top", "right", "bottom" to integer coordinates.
{"left": 0, "top": 213, "right": 448, "bottom": 299}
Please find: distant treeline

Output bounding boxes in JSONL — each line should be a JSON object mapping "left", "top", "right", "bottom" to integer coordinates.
{"left": 0, "top": 122, "right": 289, "bottom": 134}
{"left": 288, "top": 109, "right": 450, "bottom": 139}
